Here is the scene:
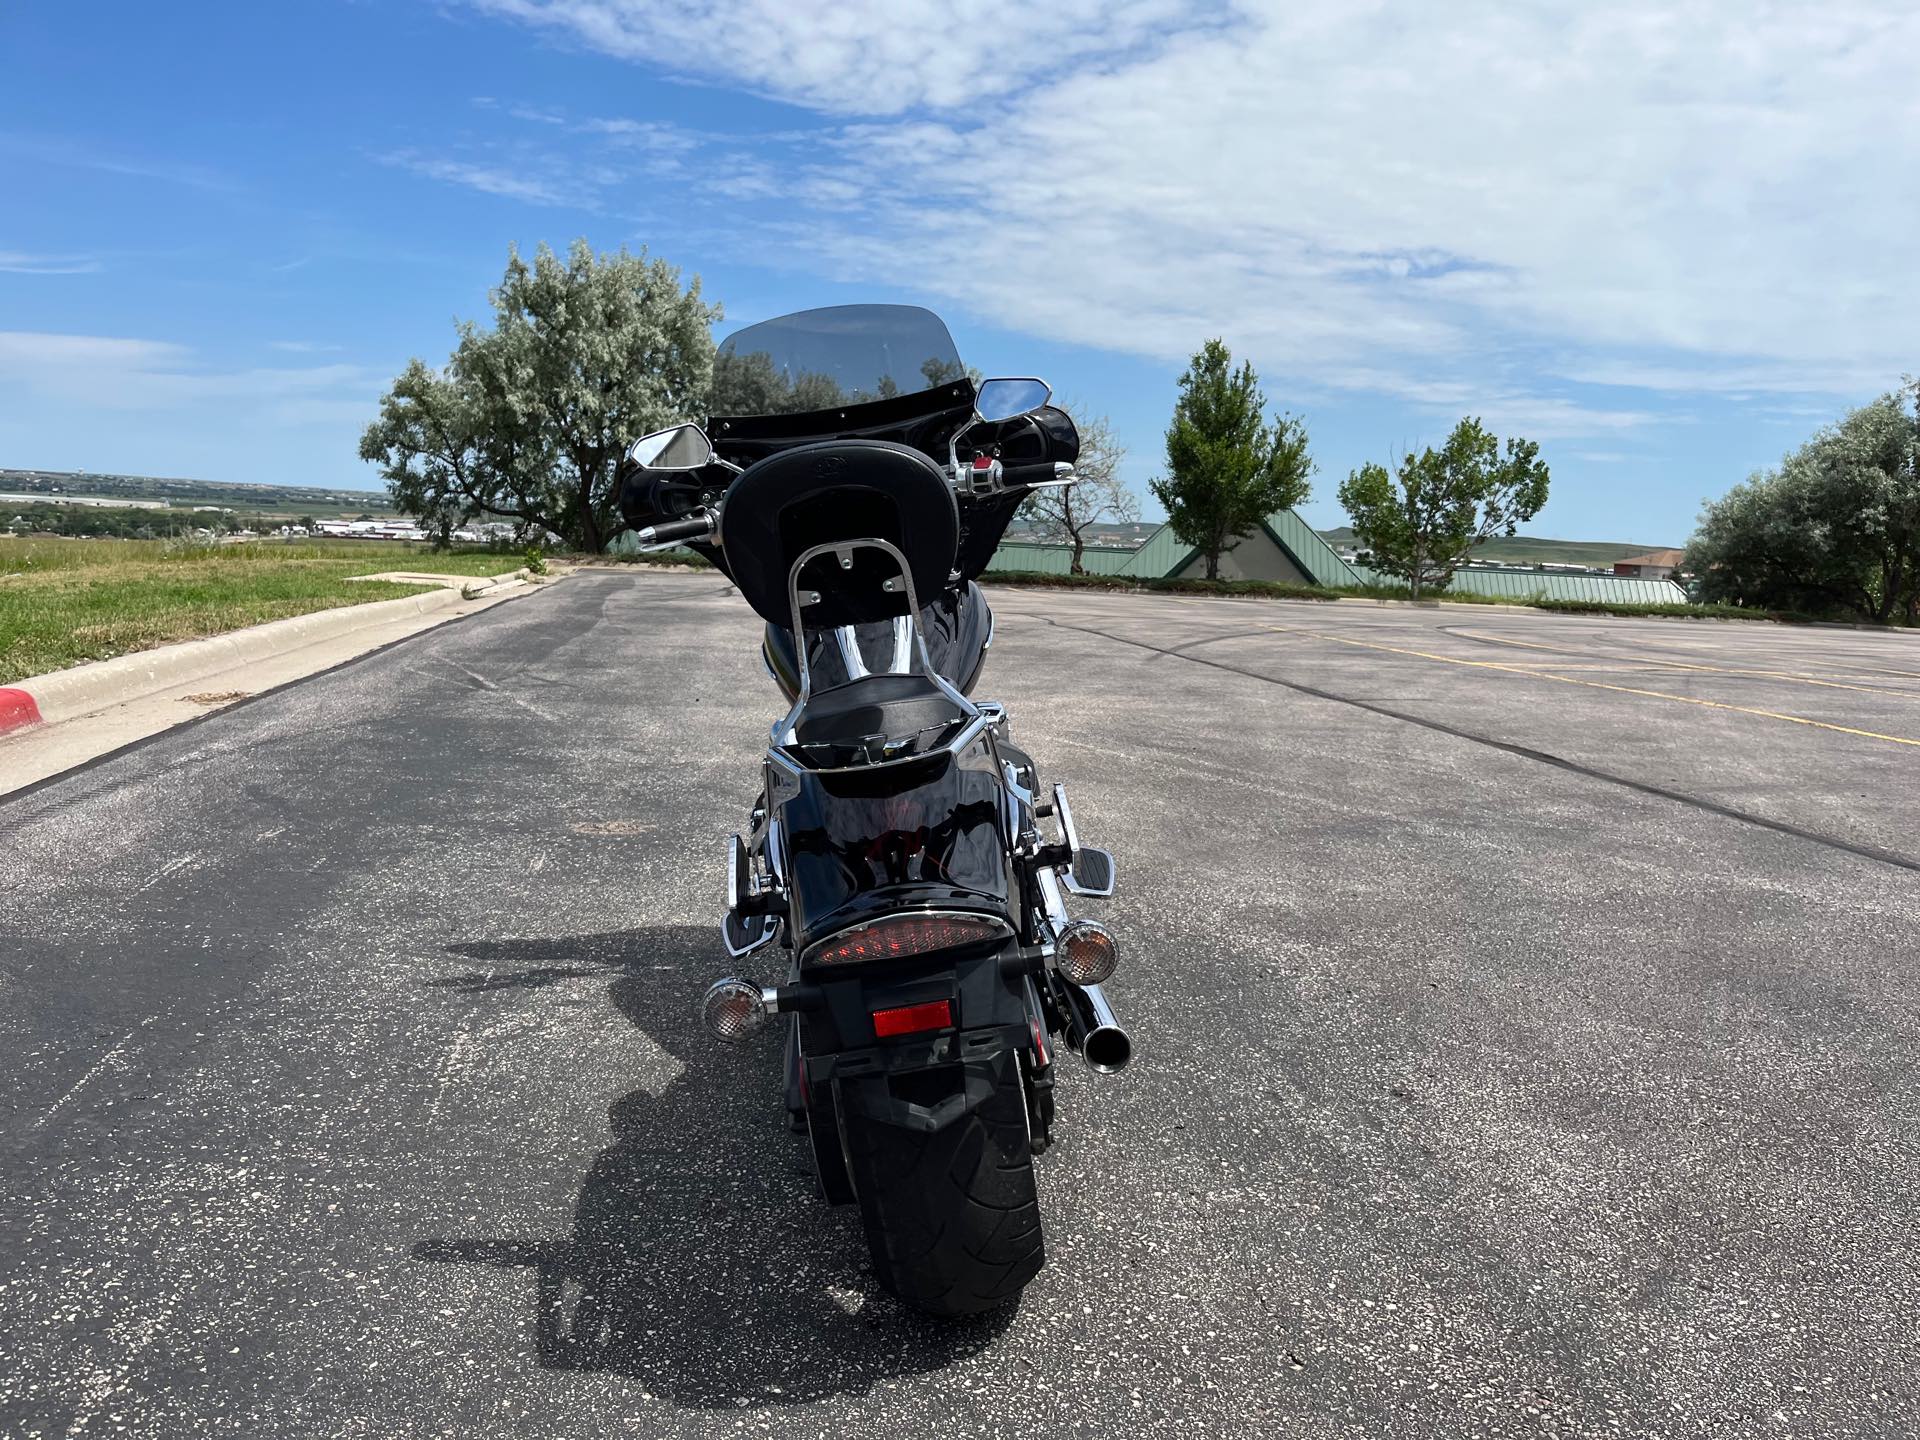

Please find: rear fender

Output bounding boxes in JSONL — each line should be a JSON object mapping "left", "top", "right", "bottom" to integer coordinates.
{"left": 831, "top": 1046, "right": 1022, "bottom": 1136}
{"left": 796, "top": 945, "right": 1026, "bottom": 1059}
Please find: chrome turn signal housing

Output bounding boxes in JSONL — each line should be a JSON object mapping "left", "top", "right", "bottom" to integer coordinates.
{"left": 1054, "top": 919, "right": 1118, "bottom": 986}
{"left": 703, "top": 977, "right": 772, "bottom": 1042}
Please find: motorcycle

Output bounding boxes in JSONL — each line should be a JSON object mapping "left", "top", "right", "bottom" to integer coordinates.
{"left": 617, "top": 304, "right": 1128, "bottom": 1316}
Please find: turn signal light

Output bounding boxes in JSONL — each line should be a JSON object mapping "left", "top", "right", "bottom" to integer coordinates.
{"left": 807, "top": 913, "right": 1007, "bottom": 967}
{"left": 871, "top": 999, "right": 954, "bottom": 1038}
{"left": 1055, "top": 920, "right": 1118, "bottom": 986}
{"left": 703, "top": 977, "right": 770, "bottom": 1042}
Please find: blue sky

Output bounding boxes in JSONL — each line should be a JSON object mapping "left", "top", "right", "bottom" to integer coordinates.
{"left": 4, "top": 1, "right": 1914, "bottom": 544}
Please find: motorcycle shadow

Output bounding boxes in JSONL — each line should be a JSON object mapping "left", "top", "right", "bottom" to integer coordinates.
{"left": 409, "top": 925, "right": 1015, "bottom": 1410}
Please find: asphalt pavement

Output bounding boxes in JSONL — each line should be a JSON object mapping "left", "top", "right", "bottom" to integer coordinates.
{"left": 3, "top": 570, "right": 1918, "bottom": 1438}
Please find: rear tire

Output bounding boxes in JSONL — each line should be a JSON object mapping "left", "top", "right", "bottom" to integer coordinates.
{"left": 841, "top": 1062, "right": 1044, "bottom": 1316}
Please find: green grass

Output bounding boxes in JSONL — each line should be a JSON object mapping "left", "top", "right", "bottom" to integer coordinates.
{"left": 1528, "top": 597, "right": 1824, "bottom": 624}
{"left": 0, "top": 537, "right": 523, "bottom": 683}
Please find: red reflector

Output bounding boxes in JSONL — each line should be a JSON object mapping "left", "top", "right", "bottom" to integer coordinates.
{"left": 872, "top": 999, "right": 953, "bottom": 1038}
{"left": 809, "top": 913, "right": 1003, "bottom": 966}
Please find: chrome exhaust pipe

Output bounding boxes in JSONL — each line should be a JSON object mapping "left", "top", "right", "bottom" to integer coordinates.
{"left": 1060, "top": 980, "right": 1132, "bottom": 1074}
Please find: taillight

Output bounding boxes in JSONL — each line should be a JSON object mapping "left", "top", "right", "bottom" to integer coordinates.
{"left": 871, "top": 999, "right": 953, "bottom": 1038}
{"left": 806, "top": 912, "right": 1007, "bottom": 967}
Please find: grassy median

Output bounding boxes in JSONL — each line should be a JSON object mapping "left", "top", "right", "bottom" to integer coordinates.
{"left": 0, "top": 538, "right": 519, "bottom": 684}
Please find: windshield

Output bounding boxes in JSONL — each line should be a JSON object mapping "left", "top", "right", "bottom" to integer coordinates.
{"left": 712, "top": 304, "right": 965, "bottom": 418}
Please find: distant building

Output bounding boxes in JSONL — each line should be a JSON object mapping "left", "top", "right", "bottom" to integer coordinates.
{"left": 1613, "top": 549, "right": 1686, "bottom": 580}
{"left": 988, "top": 512, "right": 1692, "bottom": 604}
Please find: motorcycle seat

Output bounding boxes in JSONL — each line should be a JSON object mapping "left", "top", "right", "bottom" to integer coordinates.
{"left": 790, "top": 672, "right": 969, "bottom": 765}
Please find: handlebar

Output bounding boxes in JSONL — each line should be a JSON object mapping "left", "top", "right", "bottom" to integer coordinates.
{"left": 634, "top": 511, "right": 717, "bottom": 548}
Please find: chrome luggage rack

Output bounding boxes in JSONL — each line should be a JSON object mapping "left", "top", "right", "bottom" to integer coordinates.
{"left": 768, "top": 537, "right": 1003, "bottom": 776}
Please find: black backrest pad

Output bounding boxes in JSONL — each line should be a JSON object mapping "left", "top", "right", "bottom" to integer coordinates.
{"left": 719, "top": 440, "right": 959, "bottom": 627}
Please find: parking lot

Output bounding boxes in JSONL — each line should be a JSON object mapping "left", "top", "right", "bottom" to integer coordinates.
{"left": 4, "top": 569, "right": 1918, "bottom": 1437}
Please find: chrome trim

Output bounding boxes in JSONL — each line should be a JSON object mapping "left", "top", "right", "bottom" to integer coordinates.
{"left": 1060, "top": 845, "right": 1118, "bottom": 899}
{"left": 764, "top": 747, "right": 806, "bottom": 805}
{"left": 635, "top": 504, "right": 717, "bottom": 551}
{"left": 1035, "top": 865, "right": 1073, "bottom": 937}
{"left": 702, "top": 976, "right": 772, "bottom": 1042}
{"left": 888, "top": 614, "right": 913, "bottom": 673}
{"left": 801, "top": 908, "right": 1014, "bottom": 968}
{"left": 775, "top": 537, "right": 976, "bottom": 746}
{"left": 725, "top": 834, "right": 744, "bottom": 914}
{"left": 831, "top": 625, "right": 870, "bottom": 682}
{"left": 764, "top": 815, "right": 787, "bottom": 888}
{"left": 1060, "top": 981, "right": 1130, "bottom": 1074}
{"left": 1051, "top": 783, "right": 1081, "bottom": 859}
{"left": 1054, "top": 918, "right": 1118, "bottom": 985}
{"left": 627, "top": 422, "right": 713, "bottom": 472}
{"left": 721, "top": 913, "right": 780, "bottom": 959}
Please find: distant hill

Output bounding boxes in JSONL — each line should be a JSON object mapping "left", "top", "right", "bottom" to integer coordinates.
{"left": 1316, "top": 527, "right": 1679, "bottom": 568}
{"left": 0, "top": 468, "right": 391, "bottom": 520}
{"left": 1002, "top": 519, "right": 1159, "bottom": 548}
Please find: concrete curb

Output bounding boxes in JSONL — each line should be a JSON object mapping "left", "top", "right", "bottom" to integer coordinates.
{"left": 6, "top": 580, "right": 530, "bottom": 731}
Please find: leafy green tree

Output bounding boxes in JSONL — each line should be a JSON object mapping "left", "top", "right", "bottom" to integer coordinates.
{"left": 1018, "top": 409, "right": 1137, "bottom": 574}
{"left": 1687, "top": 389, "right": 1920, "bottom": 622}
{"left": 361, "top": 240, "right": 720, "bottom": 553}
{"left": 1338, "top": 418, "right": 1550, "bottom": 599}
{"left": 1151, "top": 339, "right": 1312, "bottom": 580}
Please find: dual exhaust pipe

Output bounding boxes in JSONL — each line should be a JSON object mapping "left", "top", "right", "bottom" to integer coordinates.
{"left": 1058, "top": 978, "right": 1132, "bottom": 1075}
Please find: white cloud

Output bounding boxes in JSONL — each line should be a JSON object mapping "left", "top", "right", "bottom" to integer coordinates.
{"left": 0, "top": 331, "right": 380, "bottom": 423}
{"left": 446, "top": 2, "right": 1920, "bottom": 436}
{"left": 378, "top": 150, "right": 587, "bottom": 207}
{"left": 464, "top": 0, "right": 1208, "bottom": 114}
{"left": 0, "top": 332, "right": 187, "bottom": 368}
{"left": 0, "top": 250, "right": 102, "bottom": 276}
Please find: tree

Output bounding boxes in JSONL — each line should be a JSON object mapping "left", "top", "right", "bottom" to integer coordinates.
{"left": 1150, "top": 340, "right": 1312, "bottom": 580}
{"left": 1686, "top": 390, "right": 1920, "bottom": 623}
{"left": 360, "top": 240, "right": 720, "bottom": 553}
{"left": 1338, "top": 418, "right": 1550, "bottom": 599}
{"left": 1017, "top": 409, "right": 1138, "bottom": 574}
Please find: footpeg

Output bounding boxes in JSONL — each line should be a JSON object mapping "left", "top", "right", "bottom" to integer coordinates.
{"left": 722, "top": 910, "right": 779, "bottom": 958}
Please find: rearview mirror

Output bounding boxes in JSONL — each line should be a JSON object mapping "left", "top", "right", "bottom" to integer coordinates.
{"left": 627, "top": 423, "right": 713, "bottom": 471}
{"left": 974, "top": 377, "right": 1052, "bottom": 424}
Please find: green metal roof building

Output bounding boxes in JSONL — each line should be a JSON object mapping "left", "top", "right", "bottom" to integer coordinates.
{"left": 987, "top": 511, "right": 1690, "bottom": 605}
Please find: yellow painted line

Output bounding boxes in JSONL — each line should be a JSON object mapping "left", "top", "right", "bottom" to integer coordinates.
{"left": 1452, "top": 627, "right": 1920, "bottom": 700}
{"left": 1260, "top": 623, "right": 1920, "bottom": 749}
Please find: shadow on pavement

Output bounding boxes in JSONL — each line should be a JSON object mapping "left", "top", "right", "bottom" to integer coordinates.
{"left": 410, "top": 925, "right": 1014, "bottom": 1409}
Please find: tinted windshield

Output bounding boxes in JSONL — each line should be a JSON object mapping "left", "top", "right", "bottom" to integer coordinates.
{"left": 713, "top": 304, "right": 964, "bottom": 418}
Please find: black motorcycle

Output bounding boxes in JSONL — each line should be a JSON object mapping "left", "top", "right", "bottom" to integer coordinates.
{"left": 617, "top": 304, "right": 1127, "bottom": 1316}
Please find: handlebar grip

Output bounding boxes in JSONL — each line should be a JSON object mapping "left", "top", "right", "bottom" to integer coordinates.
{"left": 636, "top": 513, "right": 716, "bottom": 546}
{"left": 1002, "top": 461, "right": 1073, "bottom": 486}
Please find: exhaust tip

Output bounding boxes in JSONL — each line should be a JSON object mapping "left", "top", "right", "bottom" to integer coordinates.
{"left": 1082, "top": 1024, "right": 1131, "bottom": 1074}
